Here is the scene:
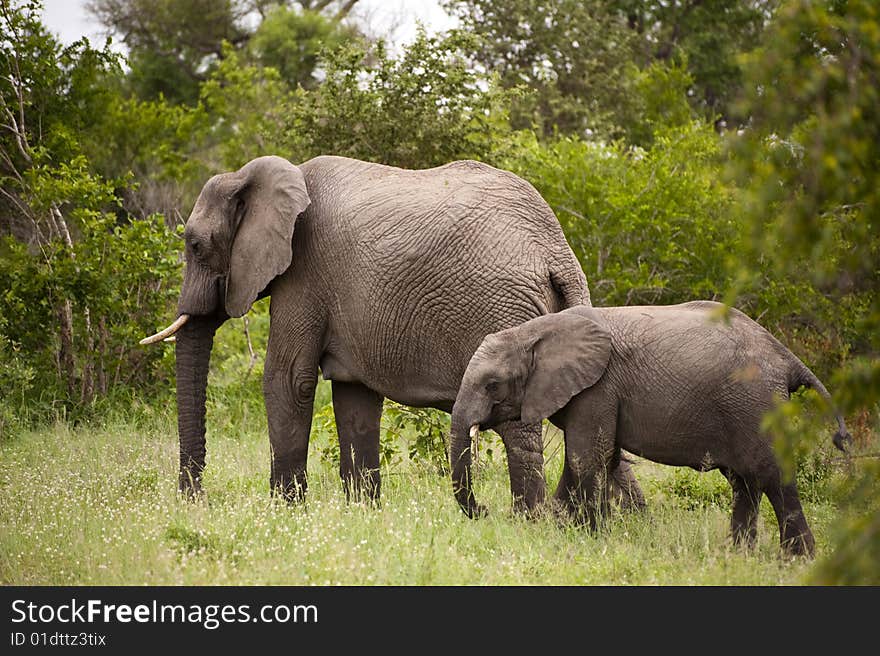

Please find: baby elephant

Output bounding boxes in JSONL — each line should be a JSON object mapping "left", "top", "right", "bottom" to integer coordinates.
{"left": 450, "top": 301, "right": 850, "bottom": 556}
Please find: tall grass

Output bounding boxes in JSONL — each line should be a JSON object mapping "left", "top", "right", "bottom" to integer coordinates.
{"left": 0, "top": 394, "right": 850, "bottom": 585}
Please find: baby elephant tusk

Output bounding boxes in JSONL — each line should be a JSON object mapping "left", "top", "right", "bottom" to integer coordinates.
{"left": 469, "top": 425, "right": 480, "bottom": 439}
{"left": 139, "top": 314, "right": 190, "bottom": 345}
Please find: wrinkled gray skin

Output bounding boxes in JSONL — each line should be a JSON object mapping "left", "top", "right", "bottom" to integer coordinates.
{"left": 163, "top": 154, "right": 644, "bottom": 511}
{"left": 451, "top": 301, "right": 851, "bottom": 556}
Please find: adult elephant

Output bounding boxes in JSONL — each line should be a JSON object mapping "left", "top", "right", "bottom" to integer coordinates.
{"left": 141, "top": 155, "right": 644, "bottom": 513}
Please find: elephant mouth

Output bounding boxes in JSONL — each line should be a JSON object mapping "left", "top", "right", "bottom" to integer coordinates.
{"left": 139, "top": 314, "right": 191, "bottom": 345}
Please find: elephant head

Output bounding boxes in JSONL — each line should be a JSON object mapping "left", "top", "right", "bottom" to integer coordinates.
{"left": 449, "top": 307, "right": 612, "bottom": 517}
{"left": 140, "top": 156, "right": 311, "bottom": 495}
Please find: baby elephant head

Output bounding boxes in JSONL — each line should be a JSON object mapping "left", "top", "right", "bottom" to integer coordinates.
{"left": 449, "top": 306, "right": 612, "bottom": 517}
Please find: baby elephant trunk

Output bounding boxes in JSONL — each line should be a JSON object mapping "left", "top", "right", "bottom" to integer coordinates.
{"left": 449, "top": 413, "right": 486, "bottom": 518}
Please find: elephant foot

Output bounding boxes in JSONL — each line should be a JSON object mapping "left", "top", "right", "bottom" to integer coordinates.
{"left": 177, "top": 479, "right": 204, "bottom": 501}
{"left": 178, "top": 459, "right": 204, "bottom": 500}
{"left": 455, "top": 488, "right": 488, "bottom": 518}
{"left": 462, "top": 502, "right": 488, "bottom": 519}
{"left": 341, "top": 467, "right": 381, "bottom": 505}
{"left": 608, "top": 457, "right": 647, "bottom": 512}
{"left": 780, "top": 530, "right": 815, "bottom": 559}
{"left": 731, "top": 527, "right": 758, "bottom": 551}
{"left": 271, "top": 474, "right": 307, "bottom": 504}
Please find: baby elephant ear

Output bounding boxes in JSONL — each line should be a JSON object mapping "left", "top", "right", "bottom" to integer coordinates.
{"left": 225, "top": 156, "right": 311, "bottom": 318}
{"left": 521, "top": 307, "right": 612, "bottom": 424}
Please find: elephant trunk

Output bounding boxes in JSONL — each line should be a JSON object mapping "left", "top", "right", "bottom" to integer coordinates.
{"left": 174, "top": 315, "right": 221, "bottom": 497}
{"left": 450, "top": 411, "right": 486, "bottom": 518}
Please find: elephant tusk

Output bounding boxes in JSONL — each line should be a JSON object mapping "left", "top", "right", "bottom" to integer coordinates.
{"left": 469, "top": 424, "right": 480, "bottom": 439}
{"left": 163, "top": 336, "right": 176, "bottom": 343}
{"left": 139, "top": 314, "right": 190, "bottom": 345}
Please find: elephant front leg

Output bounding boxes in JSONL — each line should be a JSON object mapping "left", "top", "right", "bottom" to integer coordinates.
{"left": 560, "top": 437, "right": 615, "bottom": 529}
{"left": 555, "top": 395, "right": 618, "bottom": 527}
{"left": 332, "top": 381, "right": 384, "bottom": 503}
{"left": 497, "top": 420, "right": 545, "bottom": 515}
{"left": 263, "top": 349, "right": 319, "bottom": 503}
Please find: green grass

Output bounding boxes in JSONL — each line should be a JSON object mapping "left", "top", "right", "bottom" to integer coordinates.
{"left": 0, "top": 397, "right": 853, "bottom": 585}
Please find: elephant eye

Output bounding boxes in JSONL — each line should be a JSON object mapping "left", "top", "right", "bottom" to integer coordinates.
{"left": 191, "top": 241, "right": 201, "bottom": 256}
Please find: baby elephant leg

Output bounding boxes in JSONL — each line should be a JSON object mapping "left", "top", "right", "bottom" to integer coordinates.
{"left": 722, "top": 469, "right": 762, "bottom": 549}
{"left": 557, "top": 395, "right": 619, "bottom": 527}
{"left": 753, "top": 449, "right": 814, "bottom": 557}
{"left": 765, "top": 479, "right": 815, "bottom": 557}
{"left": 556, "top": 449, "right": 645, "bottom": 514}
{"left": 497, "top": 420, "right": 546, "bottom": 515}
{"left": 608, "top": 456, "right": 646, "bottom": 512}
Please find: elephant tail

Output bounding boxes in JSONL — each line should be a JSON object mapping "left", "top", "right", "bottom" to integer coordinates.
{"left": 549, "top": 260, "right": 590, "bottom": 309}
{"left": 788, "top": 361, "right": 852, "bottom": 452}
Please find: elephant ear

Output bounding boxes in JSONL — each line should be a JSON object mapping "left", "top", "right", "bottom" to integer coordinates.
{"left": 520, "top": 308, "right": 612, "bottom": 424}
{"left": 225, "top": 156, "right": 311, "bottom": 318}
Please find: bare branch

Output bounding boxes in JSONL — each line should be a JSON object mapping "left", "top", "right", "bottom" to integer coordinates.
{"left": 335, "top": 0, "right": 360, "bottom": 20}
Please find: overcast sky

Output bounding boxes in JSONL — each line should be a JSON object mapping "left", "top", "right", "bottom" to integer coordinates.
{"left": 41, "top": 0, "right": 458, "bottom": 50}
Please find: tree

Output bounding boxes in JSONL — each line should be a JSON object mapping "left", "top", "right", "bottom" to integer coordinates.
{"left": 202, "top": 30, "right": 515, "bottom": 170}
{"left": 443, "top": 0, "right": 639, "bottom": 139}
{"left": 502, "top": 118, "right": 736, "bottom": 308}
{"left": 86, "top": 0, "right": 252, "bottom": 103}
{"left": 86, "top": 0, "right": 363, "bottom": 103}
{"left": 248, "top": 4, "right": 358, "bottom": 90}
{"left": 728, "top": 0, "right": 880, "bottom": 583}
{"left": 614, "top": 0, "right": 777, "bottom": 126}
{"left": 444, "top": 0, "right": 776, "bottom": 138}
{"left": 0, "top": 0, "right": 180, "bottom": 417}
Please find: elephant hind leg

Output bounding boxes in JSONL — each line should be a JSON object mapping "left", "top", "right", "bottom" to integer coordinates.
{"left": 722, "top": 468, "right": 762, "bottom": 549}
{"left": 746, "top": 447, "right": 814, "bottom": 557}
{"left": 764, "top": 478, "right": 814, "bottom": 557}
{"left": 332, "top": 380, "right": 384, "bottom": 503}
{"left": 555, "top": 450, "right": 645, "bottom": 516}
{"left": 609, "top": 454, "right": 646, "bottom": 512}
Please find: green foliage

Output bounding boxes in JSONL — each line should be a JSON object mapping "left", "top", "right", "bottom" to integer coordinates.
{"left": 249, "top": 5, "right": 356, "bottom": 90}
{"left": 289, "top": 31, "right": 514, "bottom": 168}
{"left": 729, "top": 0, "right": 880, "bottom": 584}
{"left": 0, "top": 2, "right": 181, "bottom": 423}
{"left": 382, "top": 403, "right": 450, "bottom": 474}
{"left": 626, "top": 59, "right": 697, "bottom": 146}
{"left": 202, "top": 29, "right": 515, "bottom": 170}
{"left": 312, "top": 399, "right": 452, "bottom": 474}
{"left": 88, "top": 1, "right": 366, "bottom": 105}
{"left": 444, "top": 0, "right": 639, "bottom": 139}
{"left": 614, "top": 0, "right": 777, "bottom": 125}
{"left": 0, "top": 188, "right": 181, "bottom": 420}
{"left": 810, "top": 458, "right": 880, "bottom": 585}
{"left": 657, "top": 469, "right": 731, "bottom": 511}
{"left": 86, "top": 0, "right": 253, "bottom": 104}
{"left": 199, "top": 43, "right": 298, "bottom": 168}
{"left": 0, "top": 328, "right": 37, "bottom": 435}
{"left": 504, "top": 120, "right": 735, "bottom": 306}
{"left": 89, "top": 95, "right": 210, "bottom": 190}
{"left": 446, "top": 0, "right": 774, "bottom": 137}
